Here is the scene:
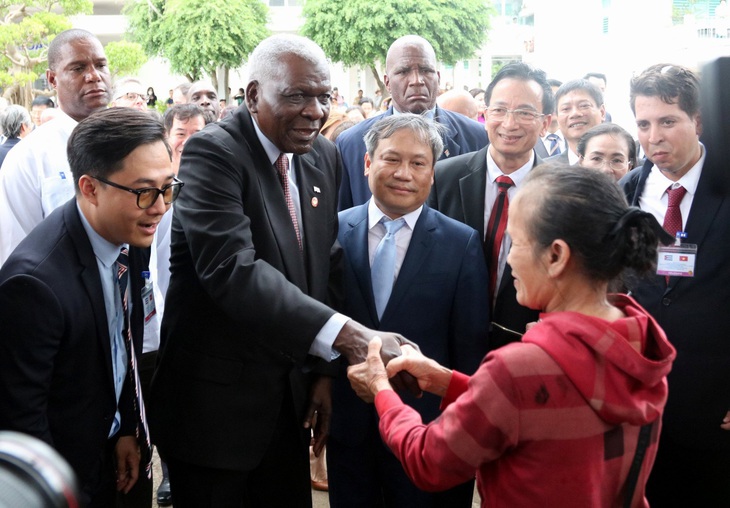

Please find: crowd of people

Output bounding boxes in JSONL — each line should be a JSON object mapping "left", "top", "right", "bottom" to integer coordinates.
{"left": 0, "top": 26, "right": 727, "bottom": 508}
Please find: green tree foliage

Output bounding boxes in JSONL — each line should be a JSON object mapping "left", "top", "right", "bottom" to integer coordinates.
{"left": 0, "top": 0, "right": 92, "bottom": 107}
{"left": 302, "top": 0, "right": 493, "bottom": 94}
{"left": 125, "top": 0, "right": 269, "bottom": 84}
{"left": 105, "top": 40, "right": 147, "bottom": 78}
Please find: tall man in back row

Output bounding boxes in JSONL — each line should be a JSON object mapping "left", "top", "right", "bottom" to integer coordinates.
{"left": 149, "top": 34, "right": 418, "bottom": 508}
{"left": 336, "top": 35, "right": 487, "bottom": 210}
{"left": 620, "top": 63, "right": 730, "bottom": 507}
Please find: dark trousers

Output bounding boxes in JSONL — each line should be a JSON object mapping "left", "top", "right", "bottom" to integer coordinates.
{"left": 647, "top": 432, "right": 730, "bottom": 507}
{"left": 328, "top": 430, "right": 474, "bottom": 508}
{"left": 116, "top": 350, "right": 157, "bottom": 508}
{"left": 165, "top": 389, "right": 311, "bottom": 508}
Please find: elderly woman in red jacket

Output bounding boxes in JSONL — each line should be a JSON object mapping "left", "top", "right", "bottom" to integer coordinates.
{"left": 349, "top": 163, "right": 676, "bottom": 508}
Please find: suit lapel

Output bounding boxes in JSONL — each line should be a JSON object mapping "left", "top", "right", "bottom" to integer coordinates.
{"left": 64, "top": 201, "right": 116, "bottom": 394}
{"left": 384, "top": 207, "right": 435, "bottom": 320}
{"left": 296, "top": 149, "right": 330, "bottom": 293}
{"left": 241, "top": 110, "right": 308, "bottom": 291}
{"left": 434, "top": 106, "right": 461, "bottom": 159}
{"left": 459, "top": 147, "right": 489, "bottom": 235}
{"left": 342, "top": 206, "right": 379, "bottom": 323}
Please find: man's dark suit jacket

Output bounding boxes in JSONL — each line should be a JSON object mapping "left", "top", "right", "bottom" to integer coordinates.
{"left": 0, "top": 136, "right": 20, "bottom": 168}
{"left": 0, "top": 198, "right": 146, "bottom": 502}
{"left": 149, "top": 106, "right": 342, "bottom": 471}
{"left": 620, "top": 158, "right": 730, "bottom": 451}
{"left": 428, "top": 146, "right": 542, "bottom": 349}
{"left": 543, "top": 150, "right": 570, "bottom": 165}
{"left": 336, "top": 106, "right": 488, "bottom": 210}
{"left": 331, "top": 202, "right": 489, "bottom": 442}
{"left": 329, "top": 202, "right": 489, "bottom": 505}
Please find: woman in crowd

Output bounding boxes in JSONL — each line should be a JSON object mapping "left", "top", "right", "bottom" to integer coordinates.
{"left": 348, "top": 164, "right": 676, "bottom": 507}
{"left": 578, "top": 123, "right": 637, "bottom": 181}
{"left": 147, "top": 86, "right": 157, "bottom": 108}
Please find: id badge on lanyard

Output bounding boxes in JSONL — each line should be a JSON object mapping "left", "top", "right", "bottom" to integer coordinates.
{"left": 656, "top": 231, "right": 697, "bottom": 277}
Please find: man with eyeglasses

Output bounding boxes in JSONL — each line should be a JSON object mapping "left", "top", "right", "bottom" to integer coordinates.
{"left": 0, "top": 28, "right": 112, "bottom": 265}
{"left": 544, "top": 79, "right": 606, "bottom": 166}
{"left": 429, "top": 61, "right": 553, "bottom": 350}
{"left": 0, "top": 108, "right": 178, "bottom": 507}
{"left": 110, "top": 77, "right": 149, "bottom": 112}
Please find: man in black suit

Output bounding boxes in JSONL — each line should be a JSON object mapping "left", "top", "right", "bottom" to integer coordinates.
{"left": 0, "top": 108, "right": 175, "bottom": 506}
{"left": 336, "top": 35, "right": 488, "bottom": 210}
{"left": 148, "top": 34, "right": 416, "bottom": 508}
{"left": 620, "top": 63, "right": 730, "bottom": 507}
{"left": 428, "top": 62, "right": 553, "bottom": 349}
{"left": 329, "top": 114, "right": 489, "bottom": 507}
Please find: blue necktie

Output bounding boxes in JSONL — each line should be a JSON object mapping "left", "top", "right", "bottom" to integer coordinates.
{"left": 547, "top": 133, "right": 561, "bottom": 156}
{"left": 371, "top": 218, "right": 406, "bottom": 319}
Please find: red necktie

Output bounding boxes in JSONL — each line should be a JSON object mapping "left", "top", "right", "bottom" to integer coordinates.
{"left": 275, "top": 153, "right": 302, "bottom": 250}
{"left": 485, "top": 176, "right": 514, "bottom": 299}
{"left": 662, "top": 185, "right": 686, "bottom": 284}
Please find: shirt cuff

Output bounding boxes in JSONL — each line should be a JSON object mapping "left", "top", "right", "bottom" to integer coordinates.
{"left": 308, "top": 313, "right": 348, "bottom": 361}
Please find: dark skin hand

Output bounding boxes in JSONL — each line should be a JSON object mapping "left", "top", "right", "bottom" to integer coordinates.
{"left": 333, "top": 320, "right": 422, "bottom": 397}
{"left": 303, "top": 375, "right": 332, "bottom": 457}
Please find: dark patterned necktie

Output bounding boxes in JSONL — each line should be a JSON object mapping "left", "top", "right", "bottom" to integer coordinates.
{"left": 275, "top": 153, "right": 302, "bottom": 250}
{"left": 117, "top": 248, "right": 152, "bottom": 479}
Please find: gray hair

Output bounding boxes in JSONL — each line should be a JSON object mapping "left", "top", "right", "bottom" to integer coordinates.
{"left": 363, "top": 114, "right": 445, "bottom": 164}
{"left": 248, "top": 34, "right": 328, "bottom": 84}
{"left": 1, "top": 105, "right": 32, "bottom": 138}
{"left": 112, "top": 77, "right": 144, "bottom": 101}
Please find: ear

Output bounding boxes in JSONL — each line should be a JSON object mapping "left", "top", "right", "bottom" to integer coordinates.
{"left": 599, "top": 104, "right": 606, "bottom": 122}
{"left": 693, "top": 112, "right": 702, "bottom": 137}
{"left": 383, "top": 74, "right": 391, "bottom": 93}
{"left": 364, "top": 153, "right": 372, "bottom": 177}
{"left": 46, "top": 69, "right": 57, "bottom": 89}
{"left": 539, "top": 113, "right": 552, "bottom": 137}
{"left": 78, "top": 175, "right": 99, "bottom": 206}
{"left": 245, "top": 82, "right": 259, "bottom": 113}
{"left": 545, "top": 239, "right": 571, "bottom": 279}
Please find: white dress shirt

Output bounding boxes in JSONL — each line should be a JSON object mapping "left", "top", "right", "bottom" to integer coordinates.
{"left": 484, "top": 149, "right": 534, "bottom": 294}
{"left": 639, "top": 143, "right": 705, "bottom": 231}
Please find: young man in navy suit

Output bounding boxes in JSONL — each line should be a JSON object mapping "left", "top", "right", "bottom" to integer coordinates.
{"left": 0, "top": 108, "right": 176, "bottom": 506}
{"left": 329, "top": 114, "right": 490, "bottom": 508}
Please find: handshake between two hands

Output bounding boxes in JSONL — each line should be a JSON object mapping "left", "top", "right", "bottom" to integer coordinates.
{"left": 346, "top": 336, "right": 453, "bottom": 404}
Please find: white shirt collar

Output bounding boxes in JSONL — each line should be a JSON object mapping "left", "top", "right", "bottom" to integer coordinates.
{"left": 367, "top": 199, "right": 423, "bottom": 231}
{"left": 252, "top": 115, "right": 292, "bottom": 168}
{"left": 648, "top": 142, "right": 705, "bottom": 200}
{"left": 486, "top": 148, "right": 534, "bottom": 186}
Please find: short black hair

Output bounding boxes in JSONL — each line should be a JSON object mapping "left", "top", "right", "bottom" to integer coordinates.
{"left": 163, "top": 103, "right": 207, "bottom": 132}
{"left": 67, "top": 108, "right": 170, "bottom": 192}
{"left": 485, "top": 61, "right": 554, "bottom": 115}
{"left": 583, "top": 72, "right": 607, "bottom": 84}
{"left": 554, "top": 79, "right": 604, "bottom": 110}
{"left": 31, "top": 96, "right": 55, "bottom": 108}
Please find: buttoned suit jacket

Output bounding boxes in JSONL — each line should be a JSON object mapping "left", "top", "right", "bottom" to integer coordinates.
{"left": 620, "top": 157, "right": 730, "bottom": 450}
{"left": 335, "top": 106, "right": 488, "bottom": 210}
{"left": 428, "top": 146, "right": 542, "bottom": 349}
{"left": 0, "top": 198, "right": 146, "bottom": 500}
{"left": 330, "top": 202, "right": 490, "bottom": 445}
{"left": 149, "top": 106, "right": 342, "bottom": 471}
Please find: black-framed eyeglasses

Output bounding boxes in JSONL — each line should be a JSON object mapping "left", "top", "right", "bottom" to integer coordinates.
{"left": 93, "top": 176, "right": 184, "bottom": 209}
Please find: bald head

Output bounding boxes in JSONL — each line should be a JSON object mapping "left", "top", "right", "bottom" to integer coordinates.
{"left": 384, "top": 35, "right": 440, "bottom": 114}
{"left": 437, "top": 89, "right": 478, "bottom": 120}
